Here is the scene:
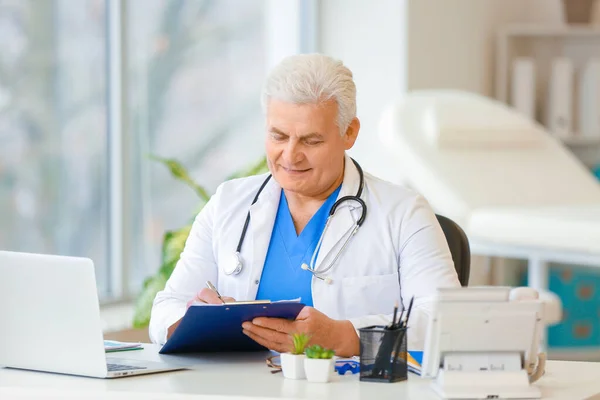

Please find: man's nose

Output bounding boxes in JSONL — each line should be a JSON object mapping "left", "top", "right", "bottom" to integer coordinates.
{"left": 282, "top": 140, "right": 303, "bottom": 164}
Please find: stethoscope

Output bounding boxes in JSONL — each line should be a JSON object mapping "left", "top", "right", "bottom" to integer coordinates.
{"left": 224, "top": 158, "right": 367, "bottom": 284}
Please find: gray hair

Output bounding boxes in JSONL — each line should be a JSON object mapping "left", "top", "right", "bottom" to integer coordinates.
{"left": 261, "top": 53, "right": 357, "bottom": 134}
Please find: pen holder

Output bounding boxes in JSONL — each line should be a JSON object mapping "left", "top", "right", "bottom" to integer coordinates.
{"left": 358, "top": 325, "right": 407, "bottom": 383}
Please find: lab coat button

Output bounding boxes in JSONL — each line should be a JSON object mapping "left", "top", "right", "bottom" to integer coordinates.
{"left": 255, "top": 279, "right": 259, "bottom": 285}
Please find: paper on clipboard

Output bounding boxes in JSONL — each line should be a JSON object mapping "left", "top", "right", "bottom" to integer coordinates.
{"left": 207, "top": 298, "right": 301, "bottom": 306}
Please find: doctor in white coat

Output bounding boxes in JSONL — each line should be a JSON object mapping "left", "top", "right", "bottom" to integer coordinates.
{"left": 149, "top": 54, "right": 460, "bottom": 356}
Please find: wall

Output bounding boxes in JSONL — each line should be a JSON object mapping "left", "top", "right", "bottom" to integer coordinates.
{"left": 318, "top": 0, "right": 564, "bottom": 184}
{"left": 318, "top": 0, "right": 408, "bottom": 184}
{"left": 318, "top": 0, "right": 566, "bottom": 286}
{"left": 407, "top": 0, "right": 564, "bottom": 96}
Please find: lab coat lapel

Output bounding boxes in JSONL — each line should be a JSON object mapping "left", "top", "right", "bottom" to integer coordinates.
{"left": 314, "top": 155, "right": 361, "bottom": 274}
{"left": 247, "top": 176, "right": 280, "bottom": 299}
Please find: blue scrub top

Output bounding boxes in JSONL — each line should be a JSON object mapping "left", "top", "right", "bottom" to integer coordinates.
{"left": 255, "top": 185, "right": 342, "bottom": 306}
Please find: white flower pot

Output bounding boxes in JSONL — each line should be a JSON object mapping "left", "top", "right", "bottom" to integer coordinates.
{"left": 304, "top": 358, "right": 334, "bottom": 383}
{"left": 280, "top": 353, "right": 306, "bottom": 380}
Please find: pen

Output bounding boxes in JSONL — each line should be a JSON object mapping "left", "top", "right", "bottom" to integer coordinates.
{"left": 389, "top": 300, "right": 399, "bottom": 330}
{"left": 389, "top": 296, "right": 415, "bottom": 376}
{"left": 206, "top": 281, "right": 225, "bottom": 304}
{"left": 401, "top": 296, "right": 415, "bottom": 328}
{"left": 373, "top": 300, "right": 401, "bottom": 377}
{"left": 395, "top": 309, "right": 405, "bottom": 330}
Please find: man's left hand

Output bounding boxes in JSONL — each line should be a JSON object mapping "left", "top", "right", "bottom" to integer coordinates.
{"left": 241, "top": 306, "right": 359, "bottom": 357}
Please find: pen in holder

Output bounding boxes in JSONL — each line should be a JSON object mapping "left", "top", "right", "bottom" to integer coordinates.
{"left": 358, "top": 324, "right": 408, "bottom": 383}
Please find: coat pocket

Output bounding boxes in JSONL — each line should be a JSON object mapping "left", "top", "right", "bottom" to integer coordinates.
{"left": 340, "top": 273, "right": 400, "bottom": 319}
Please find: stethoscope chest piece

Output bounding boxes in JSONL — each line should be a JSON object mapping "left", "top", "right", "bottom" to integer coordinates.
{"left": 301, "top": 262, "right": 334, "bottom": 285}
{"left": 224, "top": 252, "right": 243, "bottom": 276}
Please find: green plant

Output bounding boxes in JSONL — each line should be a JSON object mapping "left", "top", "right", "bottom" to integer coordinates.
{"left": 132, "top": 155, "right": 268, "bottom": 328}
{"left": 291, "top": 333, "right": 310, "bottom": 355}
{"left": 305, "top": 345, "right": 335, "bottom": 359}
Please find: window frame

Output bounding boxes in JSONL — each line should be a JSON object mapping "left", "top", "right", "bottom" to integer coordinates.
{"left": 102, "top": 0, "right": 318, "bottom": 304}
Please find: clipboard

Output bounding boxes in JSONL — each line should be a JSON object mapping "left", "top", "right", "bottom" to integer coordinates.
{"left": 159, "top": 301, "right": 305, "bottom": 354}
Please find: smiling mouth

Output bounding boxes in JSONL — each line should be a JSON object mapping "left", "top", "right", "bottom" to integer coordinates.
{"left": 281, "top": 166, "right": 311, "bottom": 173}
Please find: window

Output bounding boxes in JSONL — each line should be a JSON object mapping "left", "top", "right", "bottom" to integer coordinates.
{"left": 125, "top": 0, "right": 268, "bottom": 295}
{"left": 0, "top": 0, "right": 109, "bottom": 294}
{"left": 0, "top": 0, "right": 313, "bottom": 302}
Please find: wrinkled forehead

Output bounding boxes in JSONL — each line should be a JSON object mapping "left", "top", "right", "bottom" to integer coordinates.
{"left": 265, "top": 99, "right": 339, "bottom": 134}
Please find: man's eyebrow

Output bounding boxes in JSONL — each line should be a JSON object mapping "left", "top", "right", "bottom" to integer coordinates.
{"left": 269, "top": 127, "right": 288, "bottom": 136}
{"left": 269, "top": 128, "right": 323, "bottom": 140}
{"left": 299, "top": 132, "right": 324, "bottom": 140}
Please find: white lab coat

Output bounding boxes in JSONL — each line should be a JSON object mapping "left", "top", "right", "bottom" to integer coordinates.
{"left": 149, "top": 154, "right": 461, "bottom": 350}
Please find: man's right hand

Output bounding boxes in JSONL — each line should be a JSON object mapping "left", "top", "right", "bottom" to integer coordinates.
{"left": 186, "top": 288, "right": 236, "bottom": 307}
{"left": 167, "top": 288, "right": 236, "bottom": 339}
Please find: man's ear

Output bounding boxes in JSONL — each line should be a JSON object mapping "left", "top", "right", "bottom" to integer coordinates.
{"left": 343, "top": 117, "right": 360, "bottom": 150}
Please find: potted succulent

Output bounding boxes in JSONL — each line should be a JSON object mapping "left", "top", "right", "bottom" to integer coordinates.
{"left": 280, "top": 333, "right": 310, "bottom": 380}
{"left": 304, "top": 345, "right": 336, "bottom": 383}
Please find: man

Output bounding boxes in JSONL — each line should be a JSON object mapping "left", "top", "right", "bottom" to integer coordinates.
{"left": 149, "top": 54, "right": 460, "bottom": 356}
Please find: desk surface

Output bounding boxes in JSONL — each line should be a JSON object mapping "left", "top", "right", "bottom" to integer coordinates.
{"left": 1, "top": 344, "right": 599, "bottom": 400}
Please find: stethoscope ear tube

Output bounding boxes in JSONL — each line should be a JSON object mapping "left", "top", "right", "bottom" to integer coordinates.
{"left": 235, "top": 175, "right": 272, "bottom": 254}
{"left": 329, "top": 195, "right": 367, "bottom": 227}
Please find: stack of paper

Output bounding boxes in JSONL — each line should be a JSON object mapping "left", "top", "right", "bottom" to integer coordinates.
{"left": 407, "top": 351, "right": 423, "bottom": 376}
{"left": 104, "top": 340, "right": 142, "bottom": 353}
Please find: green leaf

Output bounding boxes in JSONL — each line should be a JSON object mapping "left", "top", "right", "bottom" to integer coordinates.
{"left": 304, "top": 344, "right": 334, "bottom": 359}
{"left": 141, "top": 276, "right": 154, "bottom": 290}
{"left": 226, "top": 156, "right": 269, "bottom": 180}
{"left": 305, "top": 345, "right": 321, "bottom": 359}
{"left": 291, "top": 333, "right": 310, "bottom": 355}
{"left": 149, "top": 155, "right": 211, "bottom": 201}
{"left": 322, "top": 349, "right": 335, "bottom": 359}
{"left": 161, "top": 224, "right": 193, "bottom": 266}
{"left": 132, "top": 273, "right": 169, "bottom": 329}
{"left": 158, "top": 259, "right": 178, "bottom": 280}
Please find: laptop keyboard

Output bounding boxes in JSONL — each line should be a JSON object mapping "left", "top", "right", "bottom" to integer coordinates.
{"left": 107, "top": 363, "right": 147, "bottom": 372}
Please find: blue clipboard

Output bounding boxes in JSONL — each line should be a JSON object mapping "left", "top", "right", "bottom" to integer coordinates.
{"left": 159, "top": 301, "right": 305, "bottom": 354}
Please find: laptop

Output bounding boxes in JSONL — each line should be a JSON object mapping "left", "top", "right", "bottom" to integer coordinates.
{"left": 0, "top": 250, "right": 185, "bottom": 378}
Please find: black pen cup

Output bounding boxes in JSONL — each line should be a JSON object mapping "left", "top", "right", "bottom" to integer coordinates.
{"left": 358, "top": 325, "right": 407, "bottom": 383}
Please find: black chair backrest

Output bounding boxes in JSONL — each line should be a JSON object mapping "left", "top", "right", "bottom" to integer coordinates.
{"left": 436, "top": 214, "right": 470, "bottom": 287}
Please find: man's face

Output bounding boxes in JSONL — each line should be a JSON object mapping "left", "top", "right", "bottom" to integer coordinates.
{"left": 265, "top": 99, "right": 359, "bottom": 198}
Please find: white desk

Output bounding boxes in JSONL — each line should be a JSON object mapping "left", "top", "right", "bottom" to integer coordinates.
{"left": 1, "top": 344, "right": 599, "bottom": 400}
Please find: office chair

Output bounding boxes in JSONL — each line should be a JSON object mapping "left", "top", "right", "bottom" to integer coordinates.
{"left": 436, "top": 214, "right": 470, "bottom": 286}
